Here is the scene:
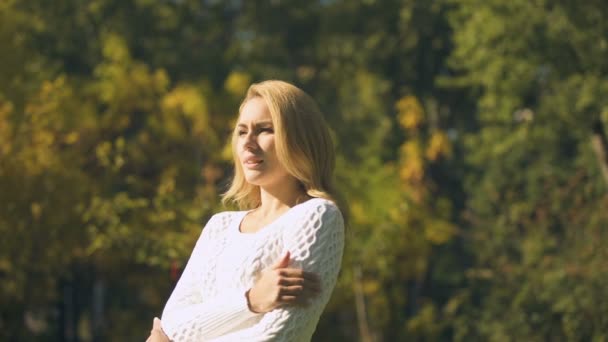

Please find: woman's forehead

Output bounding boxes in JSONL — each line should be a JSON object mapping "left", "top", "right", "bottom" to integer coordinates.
{"left": 238, "top": 97, "right": 272, "bottom": 123}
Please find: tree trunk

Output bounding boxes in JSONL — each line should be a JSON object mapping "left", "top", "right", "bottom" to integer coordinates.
{"left": 61, "top": 279, "right": 76, "bottom": 342}
{"left": 92, "top": 276, "right": 105, "bottom": 342}
{"left": 353, "top": 266, "right": 374, "bottom": 342}
{"left": 591, "top": 119, "right": 608, "bottom": 187}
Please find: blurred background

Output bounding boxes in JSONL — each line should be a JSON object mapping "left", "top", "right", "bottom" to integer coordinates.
{"left": 1, "top": 0, "right": 607, "bottom": 341}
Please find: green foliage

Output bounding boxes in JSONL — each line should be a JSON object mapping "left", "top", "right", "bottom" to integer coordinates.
{"left": 445, "top": 0, "right": 608, "bottom": 340}
{"left": 1, "top": 0, "right": 607, "bottom": 340}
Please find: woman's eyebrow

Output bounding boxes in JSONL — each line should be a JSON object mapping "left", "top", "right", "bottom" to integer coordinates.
{"left": 236, "top": 120, "right": 273, "bottom": 128}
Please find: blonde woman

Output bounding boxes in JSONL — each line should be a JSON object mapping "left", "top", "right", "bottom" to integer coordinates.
{"left": 146, "top": 80, "right": 345, "bottom": 341}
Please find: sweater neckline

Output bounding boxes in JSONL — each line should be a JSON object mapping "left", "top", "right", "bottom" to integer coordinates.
{"left": 233, "top": 197, "right": 327, "bottom": 237}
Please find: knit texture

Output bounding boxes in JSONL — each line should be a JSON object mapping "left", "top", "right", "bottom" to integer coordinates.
{"left": 161, "top": 198, "right": 345, "bottom": 341}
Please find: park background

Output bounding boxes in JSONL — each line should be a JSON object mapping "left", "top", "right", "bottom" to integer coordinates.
{"left": 1, "top": 0, "right": 607, "bottom": 341}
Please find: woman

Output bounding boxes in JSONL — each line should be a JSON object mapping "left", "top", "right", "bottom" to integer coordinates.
{"left": 147, "top": 80, "right": 345, "bottom": 341}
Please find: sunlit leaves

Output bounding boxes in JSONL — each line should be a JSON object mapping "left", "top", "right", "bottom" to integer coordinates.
{"left": 224, "top": 71, "right": 252, "bottom": 98}
{"left": 94, "top": 33, "right": 169, "bottom": 114}
{"left": 3, "top": 0, "right": 606, "bottom": 340}
{"left": 396, "top": 95, "right": 453, "bottom": 201}
{"left": 162, "top": 85, "right": 209, "bottom": 138}
{"left": 399, "top": 140, "right": 424, "bottom": 183}
{"left": 0, "top": 100, "right": 13, "bottom": 157}
{"left": 426, "top": 131, "right": 452, "bottom": 161}
{"left": 397, "top": 95, "right": 424, "bottom": 131}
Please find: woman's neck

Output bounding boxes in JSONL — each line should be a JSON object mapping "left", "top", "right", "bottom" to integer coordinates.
{"left": 255, "top": 180, "right": 310, "bottom": 218}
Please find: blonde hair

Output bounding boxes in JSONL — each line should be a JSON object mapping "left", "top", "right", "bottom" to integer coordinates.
{"left": 222, "top": 80, "right": 341, "bottom": 211}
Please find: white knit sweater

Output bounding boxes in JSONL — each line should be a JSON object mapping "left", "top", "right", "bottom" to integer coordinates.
{"left": 160, "top": 198, "right": 345, "bottom": 341}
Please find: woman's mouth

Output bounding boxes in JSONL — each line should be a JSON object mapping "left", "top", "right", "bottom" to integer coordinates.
{"left": 244, "top": 157, "right": 263, "bottom": 169}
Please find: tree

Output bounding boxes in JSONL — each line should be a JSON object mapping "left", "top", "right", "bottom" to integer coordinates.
{"left": 444, "top": 0, "right": 608, "bottom": 339}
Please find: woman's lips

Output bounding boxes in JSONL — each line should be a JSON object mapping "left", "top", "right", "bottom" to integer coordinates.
{"left": 243, "top": 157, "right": 263, "bottom": 169}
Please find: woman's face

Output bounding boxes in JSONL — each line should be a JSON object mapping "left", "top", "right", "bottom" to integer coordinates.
{"left": 236, "top": 97, "right": 292, "bottom": 188}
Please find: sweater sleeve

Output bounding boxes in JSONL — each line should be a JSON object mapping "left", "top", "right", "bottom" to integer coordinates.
{"left": 160, "top": 214, "right": 261, "bottom": 341}
{"left": 207, "top": 201, "right": 345, "bottom": 342}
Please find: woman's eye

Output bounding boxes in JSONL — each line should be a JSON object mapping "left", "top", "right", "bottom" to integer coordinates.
{"left": 260, "top": 127, "right": 274, "bottom": 133}
{"left": 237, "top": 130, "right": 247, "bottom": 136}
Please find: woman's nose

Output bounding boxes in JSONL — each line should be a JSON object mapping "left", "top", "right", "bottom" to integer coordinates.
{"left": 243, "top": 131, "right": 257, "bottom": 150}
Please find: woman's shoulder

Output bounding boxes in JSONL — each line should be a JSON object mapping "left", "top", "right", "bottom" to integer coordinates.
{"left": 299, "top": 197, "right": 342, "bottom": 216}
{"left": 287, "top": 197, "right": 344, "bottom": 229}
{"left": 210, "top": 210, "right": 246, "bottom": 221}
{"left": 282, "top": 198, "right": 345, "bottom": 259}
{"left": 202, "top": 210, "right": 246, "bottom": 236}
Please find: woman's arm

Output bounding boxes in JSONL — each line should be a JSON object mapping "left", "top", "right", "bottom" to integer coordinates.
{"left": 207, "top": 201, "right": 345, "bottom": 342}
{"left": 160, "top": 214, "right": 261, "bottom": 341}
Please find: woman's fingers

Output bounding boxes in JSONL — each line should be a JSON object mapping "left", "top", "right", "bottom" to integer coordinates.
{"left": 279, "top": 269, "right": 319, "bottom": 281}
{"left": 148, "top": 330, "right": 170, "bottom": 342}
{"left": 280, "top": 295, "right": 298, "bottom": 303}
{"left": 249, "top": 266, "right": 322, "bottom": 313}
{"left": 278, "top": 294, "right": 315, "bottom": 307}
{"left": 279, "top": 278, "right": 321, "bottom": 293}
{"left": 279, "top": 277, "right": 321, "bottom": 291}
{"left": 147, "top": 317, "right": 170, "bottom": 342}
{"left": 278, "top": 269, "right": 321, "bottom": 285}
{"left": 281, "top": 278, "right": 321, "bottom": 292}
{"left": 278, "top": 284, "right": 321, "bottom": 306}
{"left": 153, "top": 317, "right": 162, "bottom": 330}
{"left": 281, "top": 285, "right": 304, "bottom": 295}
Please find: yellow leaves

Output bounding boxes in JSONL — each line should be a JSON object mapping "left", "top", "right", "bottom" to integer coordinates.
{"left": 396, "top": 95, "right": 424, "bottom": 131}
{"left": 396, "top": 96, "right": 427, "bottom": 200}
{"left": 426, "top": 131, "right": 452, "bottom": 161}
{"left": 0, "top": 100, "right": 13, "bottom": 156}
{"left": 63, "top": 131, "right": 79, "bottom": 144}
{"left": 394, "top": 96, "right": 457, "bottom": 247}
{"left": 399, "top": 140, "right": 424, "bottom": 183}
{"left": 1, "top": 76, "right": 77, "bottom": 176}
{"left": 161, "top": 85, "right": 209, "bottom": 137}
{"left": 350, "top": 200, "right": 372, "bottom": 225}
{"left": 95, "top": 33, "right": 169, "bottom": 111}
{"left": 601, "top": 106, "right": 608, "bottom": 129}
{"left": 424, "top": 221, "right": 456, "bottom": 245}
{"left": 21, "top": 131, "right": 56, "bottom": 175}
{"left": 406, "top": 303, "right": 440, "bottom": 338}
{"left": 163, "top": 85, "right": 205, "bottom": 116}
{"left": 83, "top": 193, "right": 151, "bottom": 256}
{"left": 95, "top": 138, "right": 125, "bottom": 170}
{"left": 396, "top": 96, "right": 452, "bottom": 202}
{"left": 362, "top": 279, "right": 381, "bottom": 295}
{"left": 154, "top": 69, "right": 170, "bottom": 92}
{"left": 33, "top": 130, "right": 54, "bottom": 146}
{"left": 157, "top": 167, "right": 177, "bottom": 196}
{"left": 95, "top": 141, "right": 112, "bottom": 167}
{"left": 25, "top": 76, "right": 71, "bottom": 125}
{"left": 399, "top": 139, "right": 426, "bottom": 202}
{"left": 224, "top": 71, "right": 251, "bottom": 97}
{"left": 149, "top": 209, "right": 176, "bottom": 224}
{"left": 30, "top": 202, "right": 42, "bottom": 220}
{"left": 102, "top": 33, "right": 130, "bottom": 62}
{"left": 443, "top": 292, "right": 468, "bottom": 317}
{"left": 20, "top": 130, "right": 53, "bottom": 172}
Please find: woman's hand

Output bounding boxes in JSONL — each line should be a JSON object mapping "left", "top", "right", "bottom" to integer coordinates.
{"left": 246, "top": 251, "right": 321, "bottom": 313}
{"left": 145, "top": 317, "right": 170, "bottom": 342}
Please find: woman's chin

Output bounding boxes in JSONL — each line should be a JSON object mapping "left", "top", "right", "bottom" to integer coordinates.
{"left": 243, "top": 173, "right": 264, "bottom": 186}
